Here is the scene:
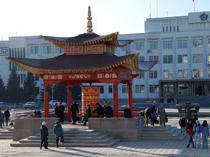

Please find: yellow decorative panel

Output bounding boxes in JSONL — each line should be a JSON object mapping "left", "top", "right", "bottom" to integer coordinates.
{"left": 65, "top": 45, "right": 83, "bottom": 54}
{"left": 85, "top": 44, "right": 103, "bottom": 54}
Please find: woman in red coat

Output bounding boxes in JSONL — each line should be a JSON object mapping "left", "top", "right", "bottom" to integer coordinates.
{"left": 186, "top": 119, "right": 194, "bottom": 148}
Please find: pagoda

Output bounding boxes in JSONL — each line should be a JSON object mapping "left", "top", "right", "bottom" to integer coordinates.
{"left": 6, "top": 6, "right": 158, "bottom": 121}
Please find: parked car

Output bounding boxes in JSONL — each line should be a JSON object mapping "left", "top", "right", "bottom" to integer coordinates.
{"left": 23, "top": 102, "right": 39, "bottom": 109}
{"left": 0, "top": 102, "right": 9, "bottom": 109}
{"left": 49, "top": 100, "right": 67, "bottom": 108}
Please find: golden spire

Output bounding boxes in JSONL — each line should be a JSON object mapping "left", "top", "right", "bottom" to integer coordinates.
{"left": 87, "top": 6, "right": 93, "bottom": 33}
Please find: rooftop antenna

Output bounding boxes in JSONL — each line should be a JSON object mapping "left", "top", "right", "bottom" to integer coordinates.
{"left": 156, "top": 0, "right": 158, "bottom": 17}
{"left": 87, "top": 6, "right": 93, "bottom": 33}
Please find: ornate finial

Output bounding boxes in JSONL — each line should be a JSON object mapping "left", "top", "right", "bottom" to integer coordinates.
{"left": 87, "top": 6, "right": 93, "bottom": 33}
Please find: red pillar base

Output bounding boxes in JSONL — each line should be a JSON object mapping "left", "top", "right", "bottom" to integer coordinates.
{"left": 67, "top": 85, "right": 72, "bottom": 122}
{"left": 128, "top": 85, "right": 133, "bottom": 117}
{"left": 113, "top": 85, "right": 118, "bottom": 118}
{"left": 44, "top": 86, "right": 49, "bottom": 118}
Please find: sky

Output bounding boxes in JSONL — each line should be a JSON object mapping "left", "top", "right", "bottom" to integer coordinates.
{"left": 0, "top": 0, "right": 210, "bottom": 40}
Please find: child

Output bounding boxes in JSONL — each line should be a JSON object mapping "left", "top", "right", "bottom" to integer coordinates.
{"left": 186, "top": 119, "right": 194, "bottom": 148}
{"left": 193, "top": 120, "right": 201, "bottom": 148}
{"left": 151, "top": 111, "right": 156, "bottom": 126}
{"left": 200, "top": 120, "right": 209, "bottom": 149}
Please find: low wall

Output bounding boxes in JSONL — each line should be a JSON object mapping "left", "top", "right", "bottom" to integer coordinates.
{"left": 88, "top": 117, "right": 144, "bottom": 142}
{"left": 13, "top": 118, "right": 58, "bottom": 141}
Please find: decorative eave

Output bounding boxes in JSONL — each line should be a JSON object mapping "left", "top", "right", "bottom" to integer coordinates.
{"left": 5, "top": 53, "right": 158, "bottom": 74}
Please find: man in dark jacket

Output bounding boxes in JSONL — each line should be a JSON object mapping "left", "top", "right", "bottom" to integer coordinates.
{"left": 104, "top": 103, "right": 113, "bottom": 117}
{"left": 40, "top": 121, "right": 48, "bottom": 149}
{"left": 83, "top": 104, "right": 91, "bottom": 126}
{"left": 179, "top": 115, "right": 187, "bottom": 136}
{"left": 4, "top": 109, "right": 10, "bottom": 126}
{"left": 58, "top": 102, "right": 65, "bottom": 123}
{"left": 70, "top": 102, "right": 79, "bottom": 125}
{"left": 190, "top": 115, "right": 197, "bottom": 124}
{"left": 124, "top": 105, "right": 132, "bottom": 118}
{"left": 0, "top": 111, "right": 4, "bottom": 128}
{"left": 93, "top": 102, "right": 104, "bottom": 117}
{"left": 146, "top": 108, "right": 151, "bottom": 126}
{"left": 54, "top": 103, "right": 59, "bottom": 117}
{"left": 35, "top": 109, "right": 42, "bottom": 118}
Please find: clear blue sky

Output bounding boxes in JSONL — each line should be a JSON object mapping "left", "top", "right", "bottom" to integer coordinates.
{"left": 0, "top": 0, "right": 209, "bottom": 40}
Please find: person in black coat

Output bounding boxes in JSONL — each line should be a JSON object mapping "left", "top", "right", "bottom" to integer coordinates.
{"left": 35, "top": 109, "right": 42, "bottom": 118}
{"left": 58, "top": 102, "right": 65, "bottom": 123}
{"left": 83, "top": 104, "right": 91, "bottom": 126}
{"left": 40, "top": 121, "right": 48, "bottom": 149}
{"left": 93, "top": 102, "right": 104, "bottom": 117}
{"left": 124, "top": 105, "right": 132, "bottom": 118}
{"left": 190, "top": 115, "right": 197, "bottom": 124}
{"left": 104, "top": 103, "right": 113, "bottom": 117}
{"left": 70, "top": 102, "right": 79, "bottom": 125}
{"left": 54, "top": 103, "right": 59, "bottom": 117}
{"left": 145, "top": 108, "right": 151, "bottom": 126}
{"left": 179, "top": 115, "right": 187, "bottom": 136}
{"left": 4, "top": 109, "right": 10, "bottom": 126}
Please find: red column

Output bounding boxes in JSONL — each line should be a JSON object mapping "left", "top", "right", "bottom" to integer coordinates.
{"left": 44, "top": 86, "right": 49, "bottom": 118}
{"left": 128, "top": 84, "right": 133, "bottom": 117}
{"left": 113, "top": 85, "right": 118, "bottom": 118}
{"left": 67, "top": 85, "right": 72, "bottom": 122}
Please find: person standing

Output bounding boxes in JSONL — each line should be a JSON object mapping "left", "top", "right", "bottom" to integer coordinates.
{"left": 200, "top": 120, "right": 209, "bottom": 149}
{"left": 4, "top": 109, "right": 10, "bottom": 126}
{"left": 0, "top": 110, "right": 4, "bottom": 128}
{"left": 186, "top": 119, "right": 194, "bottom": 148}
{"left": 54, "top": 103, "right": 59, "bottom": 117}
{"left": 53, "top": 121, "right": 64, "bottom": 148}
{"left": 76, "top": 103, "right": 81, "bottom": 123}
{"left": 179, "top": 115, "right": 187, "bottom": 136}
{"left": 10, "top": 109, "right": 16, "bottom": 128}
{"left": 83, "top": 104, "right": 91, "bottom": 126}
{"left": 35, "top": 109, "right": 42, "bottom": 118}
{"left": 152, "top": 101, "right": 157, "bottom": 113}
{"left": 145, "top": 108, "right": 151, "bottom": 126}
{"left": 151, "top": 111, "right": 157, "bottom": 126}
{"left": 104, "top": 103, "right": 113, "bottom": 117}
{"left": 40, "top": 121, "right": 48, "bottom": 149}
{"left": 70, "top": 102, "right": 79, "bottom": 125}
{"left": 193, "top": 120, "right": 201, "bottom": 148}
{"left": 58, "top": 102, "right": 65, "bottom": 123}
{"left": 93, "top": 102, "right": 104, "bottom": 117}
{"left": 190, "top": 115, "right": 197, "bottom": 124}
{"left": 124, "top": 105, "right": 132, "bottom": 118}
{"left": 157, "top": 104, "right": 166, "bottom": 126}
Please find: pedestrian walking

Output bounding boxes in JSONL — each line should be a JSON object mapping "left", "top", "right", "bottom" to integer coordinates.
{"left": 40, "top": 121, "right": 48, "bottom": 149}
{"left": 10, "top": 109, "right": 16, "bottom": 128}
{"left": 53, "top": 121, "right": 64, "bottom": 148}
{"left": 190, "top": 115, "right": 197, "bottom": 124}
{"left": 0, "top": 110, "right": 4, "bottom": 128}
{"left": 76, "top": 103, "right": 81, "bottom": 123}
{"left": 93, "top": 102, "right": 104, "bottom": 117}
{"left": 54, "top": 103, "right": 59, "bottom": 117}
{"left": 83, "top": 104, "right": 91, "bottom": 126}
{"left": 35, "top": 109, "right": 42, "bottom": 118}
{"left": 152, "top": 101, "right": 157, "bottom": 113}
{"left": 4, "top": 109, "right": 10, "bottom": 126}
{"left": 58, "top": 102, "right": 65, "bottom": 123}
{"left": 70, "top": 102, "right": 79, "bottom": 125}
{"left": 151, "top": 111, "right": 157, "bottom": 126}
{"left": 193, "top": 120, "right": 201, "bottom": 148}
{"left": 145, "top": 108, "right": 151, "bottom": 126}
{"left": 179, "top": 115, "right": 187, "bottom": 136}
{"left": 157, "top": 104, "right": 166, "bottom": 126}
{"left": 104, "top": 103, "right": 113, "bottom": 117}
{"left": 200, "top": 120, "right": 209, "bottom": 149}
{"left": 124, "top": 105, "right": 132, "bottom": 118}
{"left": 186, "top": 119, "right": 194, "bottom": 148}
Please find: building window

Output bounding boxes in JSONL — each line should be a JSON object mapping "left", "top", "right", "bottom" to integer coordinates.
{"left": 163, "top": 70, "right": 173, "bottom": 78}
{"left": 178, "top": 69, "right": 188, "bottom": 78}
{"left": 149, "top": 41, "right": 158, "bottom": 50}
{"left": 135, "top": 85, "right": 140, "bottom": 93}
{"left": 173, "top": 26, "right": 175, "bottom": 31}
{"left": 163, "top": 55, "right": 173, "bottom": 64}
{"left": 170, "top": 26, "right": 172, "bottom": 32}
{"left": 100, "top": 86, "right": 104, "bottom": 93}
{"left": 122, "top": 85, "right": 127, "bottom": 93}
{"left": 135, "top": 42, "right": 144, "bottom": 50}
{"left": 208, "top": 54, "right": 210, "bottom": 62}
{"left": 135, "top": 72, "right": 145, "bottom": 79}
{"left": 178, "top": 54, "right": 188, "bottom": 63}
{"left": 177, "top": 40, "right": 187, "bottom": 49}
{"left": 166, "top": 27, "right": 168, "bottom": 32}
{"left": 177, "top": 26, "right": 179, "bottom": 31}
{"left": 163, "top": 27, "right": 164, "bottom": 32}
{"left": 163, "top": 40, "right": 173, "bottom": 49}
{"left": 137, "top": 56, "right": 144, "bottom": 61}
{"left": 178, "top": 84, "right": 189, "bottom": 95}
{"left": 55, "top": 46, "right": 64, "bottom": 54}
{"left": 208, "top": 69, "right": 210, "bottom": 77}
{"left": 30, "top": 46, "right": 39, "bottom": 54}
{"left": 150, "top": 85, "right": 159, "bottom": 93}
{"left": 43, "top": 45, "right": 51, "bottom": 54}
{"left": 149, "top": 70, "right": 159, "bottom": 78}
{"left": 192, "top": 39, "right": 203, "bottom": 48}
{"left": 108, "top": 85, "right": 112, "bottom": 93}
{"left": 149, "top": 56, "right": 159, "bottom": 61}
{"left": 136, "top": 85, "right": 145, "bottom": 93}
{"left": 208, "top": 39, "right": 210, "bottom": 47}
{"left": 193, "top": 69, "right": 203, "bottom": 78}
{"left": 193, "top": 54, "right": 203, "bottom": 63}
{"left": 164, "top": 84, "right": 174, "bottom": 94}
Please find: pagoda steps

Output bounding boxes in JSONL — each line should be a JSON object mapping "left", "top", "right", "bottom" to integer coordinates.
{"left": 10, "top": 129, "right": 119, "bottom": 147}
{"left": 0, "top": 129, "right": 13, "bottom": 139}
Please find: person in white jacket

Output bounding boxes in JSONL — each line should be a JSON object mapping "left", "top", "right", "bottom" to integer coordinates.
{"left": 10, "top": 109, "right": 16, "bottom": 128}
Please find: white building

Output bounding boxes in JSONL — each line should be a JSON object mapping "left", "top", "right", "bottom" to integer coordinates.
{"left": 1, "top": 11, "right": 210, "bottom": 104}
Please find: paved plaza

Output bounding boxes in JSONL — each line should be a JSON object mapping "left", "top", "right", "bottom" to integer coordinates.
{"left": 0, "top": 117, "right": 210, "bottom": 157}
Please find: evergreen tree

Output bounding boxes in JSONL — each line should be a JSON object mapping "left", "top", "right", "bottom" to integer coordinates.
{"left": 40, "top": 84, "right": 44, "bottom": 101}
{"left": 53, "top": 83, "right": 67, "bottom": 102}
{"left": 72, "top": 84, "right": 82, "bottom": 102}
{"left": 0, "top": 75, "right": 6, "bottom": 102}
{"left": 23, "top": 72, "right": 37, "bottom": 102}
{"left": 6, "top": 66, "right": 21, "bottom": 103}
